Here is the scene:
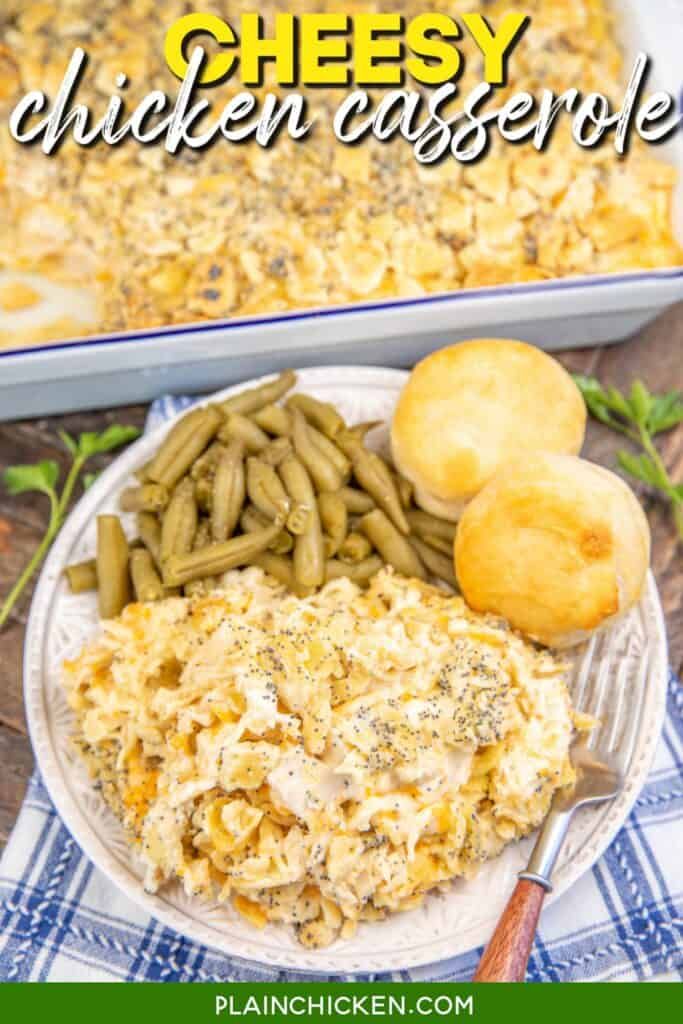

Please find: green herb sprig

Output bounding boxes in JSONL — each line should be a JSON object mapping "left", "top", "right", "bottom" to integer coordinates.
{"left": 0, "top": 425, "right": 140, "bottom": 629}
{"left": 574, "top": 375, "right": 683, "bottom": 541}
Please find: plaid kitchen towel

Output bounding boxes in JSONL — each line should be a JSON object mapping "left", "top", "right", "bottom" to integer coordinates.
{"left": 0, "top": 396, "right": 682, "bottom": 983}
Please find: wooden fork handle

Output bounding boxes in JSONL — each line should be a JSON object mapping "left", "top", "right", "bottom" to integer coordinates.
{"left": 473, "top": 878, "right": 546, "bottom": 982}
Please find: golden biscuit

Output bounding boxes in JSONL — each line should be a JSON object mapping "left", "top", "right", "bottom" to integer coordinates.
{"left": 391, "top": 339, "right": 586, "bottom": 519}
{"left": 454, "top": 453, "right": 650, "bottom": 647}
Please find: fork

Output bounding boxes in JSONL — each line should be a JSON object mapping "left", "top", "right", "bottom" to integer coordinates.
{"left": 473, "top": 634, "right": 650, "bottom": 982}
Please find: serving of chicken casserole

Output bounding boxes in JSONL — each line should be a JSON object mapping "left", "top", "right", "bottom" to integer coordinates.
{"left": 63, "top": 567, "right": 578, "bottom": 947}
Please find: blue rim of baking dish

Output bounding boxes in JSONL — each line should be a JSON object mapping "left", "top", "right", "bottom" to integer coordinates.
{"left": 1, "top": 264, "right": 683, "bottom": 361}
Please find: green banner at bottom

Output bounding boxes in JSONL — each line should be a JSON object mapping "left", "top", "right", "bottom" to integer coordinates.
{"left": 0, "top": 980, "right": 680, "bottom": 1022}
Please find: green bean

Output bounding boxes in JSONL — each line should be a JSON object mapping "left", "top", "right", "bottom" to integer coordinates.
{"left": 246, "top": 457, "right": 290, "bottom": 523}
{"left": 392, "top": 472, "right": 414, "bottom": 510}
{"left": 220, "top": 370, "right": 297, "bottom": 416}
{"left": 147, "top": 405, "right": 222, "bottom": 490}
{"left": 286, "top": 393, "right": 346, "bottom": 438}
{"left": 194, "top": 475, "right": 213, "bottom": 513}
{"left": 134, "top": 460, "right": 152, "bottom": 483}
{"left": 130, "top": 548, "right": 165, "bottom": 602}
{"left": 279, "top": 455, "right": 325, "bottom": 587}
{"left": 240, "top": 504, "right": 270, "bottom": 533}
{"left": 322, "top": 538, "right": 335, "bottom": 560}
{"left": 421, "top": 533, "right": 453, "bottom": 556}
{"left": 338, "top": 531, "right": 373, "bottom": 564}
{"left": 278, "top": 450, "right": 317, "bottom": 536}
{"left": 64, "top": 559, "right": 98, "bottom": 594}
{"left": 184, "top": 579, "right": 215, "bottom": 598}
{"left": 218, "top": 413, "right": 269, "bottom": 454}
{"left": 309, "top": 426, "right": 352, "bottom": 481}
{"left": 183, "top": 519, "right": 217, "bottom": 596}
{"left": 291, "top": 409, "right": 344, "bottom": 492}
{"left": 318, "top": 491, "right": 348, "bottom": 559}
{"left": 406, "top": 509, "right": 458, "bottom": 543}
{"left": 251, "top": 404, "right": 293, "bottom": 436}
{"left": 194, "top": 518, "right": 212, "bottom": 547}
{"left": 253, "top": 553, "right": 315, "bottom": 597}
{"left": 190, "top": 442, "right": 224, "bottom": 481}
{"left": 97, "top": 515, "right": 131, "bottom": 619}
{"left": 338, "top": 434, "right": 409, "bottom": 534}
{"left": 409, "top": 537, "right": 458, "bottom": 589}
{"left": 253, "top": 551, "right": 296, "bottom": 588}
{"left": 211, "top": 441, "right": 246, "bottom": 542}
{"left": 119, "top": 482, "right": 169, "bottom": 514}
{"left": 160, "top": 478, "right": 198, "bottom": 564}
{"left": 240, "top": 505, "right": 293, "bottom": 554}
{"left": 336, "top": 486, "right": 375, "bottom": 515}
{"left": 252, "top": 408, "right": 347, "bottom": 483}
{"left": 272, "top": 531, "right": 294, "bottom": 555}
{"left": 358, "top": 510, "right": 426, "bottom": 580}
{"left": 260, "top": 436, "right": 293, "bottom": 468}
{"left": 286, "top": 503, "right": 311, "bottom": 536}
{"left": 136, "top": 511, "right": 162, "bottom": 570}
{"left": 163, "top": 524, "right": 282, "bottom": 586}
{"left": 325, "top": 555, "right": 384, "bottom": 585}
{"left": 347, "top": 420, "right": 382, "bottom": 441}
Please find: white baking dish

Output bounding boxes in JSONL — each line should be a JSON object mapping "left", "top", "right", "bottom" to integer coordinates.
{"left": 0, "top": 0, "right": 681, "bottom": 421}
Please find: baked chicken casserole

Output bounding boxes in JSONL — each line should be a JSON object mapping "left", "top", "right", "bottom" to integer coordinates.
{"left": 1, "top": 0, "right": 682, "bottom": 348}
{"left": 63, "top": 567, "right": 578, "bottom": 947}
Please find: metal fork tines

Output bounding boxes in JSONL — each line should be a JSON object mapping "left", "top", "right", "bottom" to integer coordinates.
{"left": 577, "top": 614, "right": 650, "bottom": 769}
{"left": 474, "top": 609, "right": 655, "bottom": 981}
{"left": 519, "top": 615, "right": 650, "bottom": 890}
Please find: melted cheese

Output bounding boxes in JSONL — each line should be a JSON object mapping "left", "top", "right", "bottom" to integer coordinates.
{"left": 63, "top": 567, "right": 576, "bottom": 947}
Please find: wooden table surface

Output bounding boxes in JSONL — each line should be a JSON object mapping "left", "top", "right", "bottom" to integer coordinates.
{"left": 1, "top": 310, "right": 681, "bottom": 851}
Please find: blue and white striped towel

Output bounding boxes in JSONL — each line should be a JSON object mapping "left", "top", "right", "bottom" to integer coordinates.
{"left": 1, "top": 396, "right": 682, "bottom": 983}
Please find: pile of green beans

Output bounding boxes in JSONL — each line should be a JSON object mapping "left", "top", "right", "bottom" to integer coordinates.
{"left": 63, "top": 370, "right": 461, "bottom": 616}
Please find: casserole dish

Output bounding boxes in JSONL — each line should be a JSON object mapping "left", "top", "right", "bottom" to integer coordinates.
{"left": 0, "top": 0, "right": 681, "bottom": 420}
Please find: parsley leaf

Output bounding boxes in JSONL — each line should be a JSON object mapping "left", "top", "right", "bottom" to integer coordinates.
{"left": 58, "top": 430, "right": 79, "bottom": 457}
{"left": 617, "top": 451, "right": 660, "bottom": 488}
{"left": 3, "top": 460, "right": 59, "bottom": 498}
{"left": 574, "top": 374, "right": 682, "bottom": 543}
{"left": 77, "top": 425, "right": 141, "bottom": 458}
{"left": 647, "top": 392, "right": 683, "bottom": 435}
{"left": 0, "top": 423, "right": 140, "bottom": 629}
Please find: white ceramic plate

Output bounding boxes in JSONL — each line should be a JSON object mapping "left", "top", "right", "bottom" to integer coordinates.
{"left": 24, "top": 366, "right": 668, "bottom": 974}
